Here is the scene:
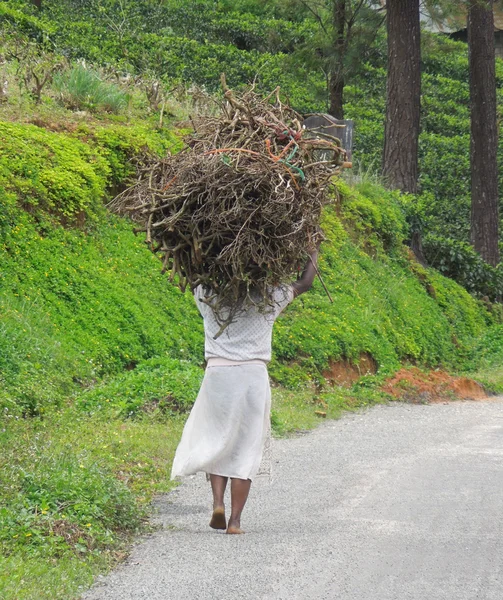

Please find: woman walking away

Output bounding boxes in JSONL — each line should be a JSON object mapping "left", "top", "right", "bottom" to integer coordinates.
{"left": 171, "top": 248, "right": 319, "bottom": 534}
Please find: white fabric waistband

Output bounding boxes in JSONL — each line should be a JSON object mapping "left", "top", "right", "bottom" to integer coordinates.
{"left": 206, "top": 358, "right": 267, "bottom": 368}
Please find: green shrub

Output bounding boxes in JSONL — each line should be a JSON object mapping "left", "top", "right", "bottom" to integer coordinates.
{"left": 53, "top": 65, "right": 130, "bottom": 114}
{"left": 423, "top": 235, "right": 503, "bottom": 301}
{"left": 0, "top": 118, "right": 199, "bottom": 416}
{"left": 77, "top": 357, "right": 204, "bottom": 417}
{"left": 272, "top": 199, "right": 489, "bottom": 383}
{"left": 337, "top": 180, "right": 408, "bottom": 253}
{"left": 79, "top": 123, "right": 183, "bottom": 187}
{"left": 467, "top": 323, "right": 503, "bottom": 368}
{"left": 0, "top": 3, "right": 55, "bottom": 43}
{"left": 0, "top": 119, "right": 182, "bottom": 226}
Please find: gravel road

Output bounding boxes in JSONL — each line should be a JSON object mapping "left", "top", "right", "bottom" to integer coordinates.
{"left": 83, "top": 399, "right": 503, "bottom": 600}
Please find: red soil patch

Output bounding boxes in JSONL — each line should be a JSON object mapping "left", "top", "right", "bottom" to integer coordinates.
{"left": 382, "top": 367, "right": 487, "bottom": 404}
{"left": 323, "top": 353, "right": 378, "bottom": 387}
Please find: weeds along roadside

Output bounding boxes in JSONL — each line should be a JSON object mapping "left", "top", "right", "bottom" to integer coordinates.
{"left": 0, "top": 407, "right": 186, "bottom": 600}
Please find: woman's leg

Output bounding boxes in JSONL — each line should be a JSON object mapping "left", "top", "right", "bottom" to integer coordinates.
{"left": 209, "top": 474, "right": 228, "bottom": 530}
{"left": 227, "top": 478, "right": 251, "bottom": 534}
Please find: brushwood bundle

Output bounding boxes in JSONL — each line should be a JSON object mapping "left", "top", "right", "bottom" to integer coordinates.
{"left": 111, "top": 77, "right": 345, "bottom": 327}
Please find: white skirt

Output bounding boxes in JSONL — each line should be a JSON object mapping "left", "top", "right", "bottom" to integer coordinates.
{"left": 171, "top": 363, "right": 271, "bottom": 481}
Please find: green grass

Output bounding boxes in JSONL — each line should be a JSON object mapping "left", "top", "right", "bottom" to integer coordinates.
{"left": 462, "top": 324, "right": 503, "bottom": 393}
{"left": 53, "top": 65, "right": 131, "bottom": 114}
{"left": 0, "top": 408, "right": 185, "bottom": 600}
{"left": 469, "top": 367, "right": 503, "bottom": 393}
{"left": 271, "top": 384, "right": 390, "bottom": 436}
{"left": 0, "top": 553, "right": 104, "bottom": 600}
{"left": 0, "top": 384, "right": 369, "bottom": 600}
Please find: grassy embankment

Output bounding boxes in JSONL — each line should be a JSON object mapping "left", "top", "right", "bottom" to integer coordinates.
{"left": 1, "top": 115, "right": 503, "bottom": 599}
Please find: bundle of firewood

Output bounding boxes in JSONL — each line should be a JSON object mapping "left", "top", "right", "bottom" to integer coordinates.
{"left": 110, "top": 77, "right": 344, "bottom": 327}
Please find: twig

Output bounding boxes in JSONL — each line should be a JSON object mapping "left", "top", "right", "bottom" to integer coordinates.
{"left": 309, "top": 255, "right": 333, "bottom": 303}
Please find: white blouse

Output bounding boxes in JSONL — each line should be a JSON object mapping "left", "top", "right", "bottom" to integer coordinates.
{"left": 193, "top": 284, "right": 294, "bottom": 362}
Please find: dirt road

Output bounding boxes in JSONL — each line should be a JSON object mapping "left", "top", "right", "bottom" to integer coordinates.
{"left": 83, "top": 399, "right": 503, "bottom": 600}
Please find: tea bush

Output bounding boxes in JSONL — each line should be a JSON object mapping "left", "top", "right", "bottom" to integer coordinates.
{"left": 423, "top": 235, "right": 503, "bottom": 301}
{"left": 0, "top": 2, "right": 55, "bottom": 42}
{"left": 4, "top": 0, "right": 503, "bottom": 253}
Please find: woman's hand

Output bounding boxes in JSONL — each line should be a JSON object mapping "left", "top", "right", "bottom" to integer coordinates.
{"left": 292, "top": 249, "right": 319, "bottom": 297}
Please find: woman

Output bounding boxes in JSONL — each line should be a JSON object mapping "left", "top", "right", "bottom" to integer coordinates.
{"left": 171, "top": 249, "right": 319, "bottom": 534}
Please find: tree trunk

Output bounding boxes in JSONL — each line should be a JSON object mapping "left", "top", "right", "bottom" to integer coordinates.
{"left": 32, "top": 0, "right": 42, "bottom": 8}
{"left": 328, "top": 0, "right": 346, "bottom": 119}
{"left": 329, "top": 71, "right": 344, "bottom": 119}
{"left": 468, "top": 0, "right": 500, "bottom": 266}
{"left": 382, "top": 0, "right": 421, "bottom": 194}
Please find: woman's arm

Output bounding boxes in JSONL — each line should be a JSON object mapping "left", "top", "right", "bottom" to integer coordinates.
{"left": 292, "top": 249, "right": 319, "bottom": 297}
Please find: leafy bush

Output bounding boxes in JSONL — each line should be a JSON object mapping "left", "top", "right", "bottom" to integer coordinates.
{"left": 418, "top": 132, "right": 471, "bottom": 239}
{"left": 0, "top": 2, "right": 55, "bottom": 43}
{"left": 162, "top": 2, "right": 313, "bottom": 53}
{"left": 271, "top": 195, "right": 490, "bottom": 385}
{"left": 0, "top": 408, "right": 184, "bottom": 561}
{"left": 0, "top": 119, "right": 182, "bottom": 227}
{"left": 344, "top": 37, "right": 503, "bottom": 248}
{"left": 77, "top": 357, "right": 204, "bottom": 417}
{"left": 337, "top": 180, "right": 408, "bottom": 253}
{"left": 74, "top": 123, "right": 183, "bottom": 189}
{"left": 467, "top": 323, "right": 503, "bottom": 368}
{"left": 53, "top": 65, "right": 130, "bottom": 114}
{"left": 6, "top": 0, "right": 502, "bottom": 248}
{"left": 423, "top": 235, "right": 503, "bottom": 301}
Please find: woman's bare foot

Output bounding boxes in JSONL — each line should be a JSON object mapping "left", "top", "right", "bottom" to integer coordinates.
{"left": 226, "top": 519, "right": 244, "bottom": 534}
{"left": 226, "top": 526, "right": 245, "bottom": 534}
{"left": 209, "top": 506, "right": 226, "bottom": 530}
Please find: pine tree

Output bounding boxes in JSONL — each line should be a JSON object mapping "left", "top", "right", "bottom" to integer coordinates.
{"left": 468, "top": 0, "right": 500, "bottom": 266}
{"left": 382, "top": 0, "right": 421, "bottom": 194}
